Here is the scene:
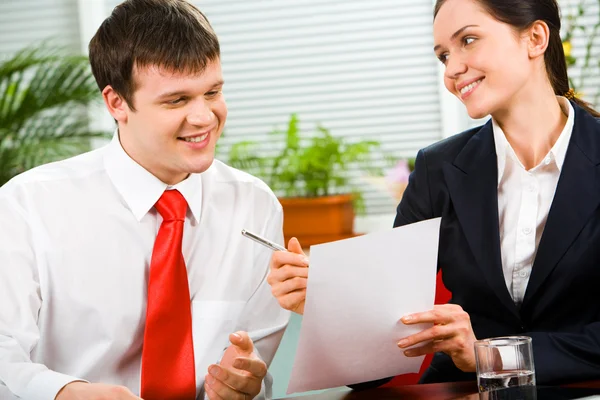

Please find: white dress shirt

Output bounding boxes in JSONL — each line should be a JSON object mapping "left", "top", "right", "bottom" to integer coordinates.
{"left": 494, "top": 97, "right": 574, "bottom": 306}
{"left": 0, "top": 134, "right": 290, "bottom": 400}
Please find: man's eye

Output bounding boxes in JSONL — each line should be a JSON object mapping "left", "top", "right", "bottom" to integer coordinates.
{"left": 168, "top": 97, "right": 186, "bottom": 105}
{"left": 206, "top": 90, "right": 220, "bottom": 97}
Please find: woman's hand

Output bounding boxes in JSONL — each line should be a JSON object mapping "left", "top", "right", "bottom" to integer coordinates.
{"left": 266, "top": 237, "right": 309, "bottom": 315}
{"left": 397, "top": 304, "right": 478, "bottom": 372}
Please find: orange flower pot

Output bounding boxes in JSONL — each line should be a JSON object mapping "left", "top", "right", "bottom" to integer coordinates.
{"left": 278, "top": 194, "right": 356, "bottom": 247}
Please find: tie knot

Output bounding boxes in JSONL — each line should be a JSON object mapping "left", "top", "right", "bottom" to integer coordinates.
{"left": 155, "top": 190, "right": 188, "bottom": 221}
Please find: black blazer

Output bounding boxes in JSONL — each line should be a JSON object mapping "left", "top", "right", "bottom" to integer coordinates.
{"left": 394, "top": 101, "right": 600, "bottom": 385}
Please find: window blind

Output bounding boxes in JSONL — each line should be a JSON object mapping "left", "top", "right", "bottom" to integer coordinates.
{"left": 0, "top": 0, "right": 81, "bottom": 57}
{"left": 561, "top": 0, "right": 600, "bottom": 107}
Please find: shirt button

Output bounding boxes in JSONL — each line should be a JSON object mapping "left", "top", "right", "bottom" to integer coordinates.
{"left": 523, "top": 227, "right": 532, "bottom": 235}
{"left": 519, "top": 271, "right": 528, "bottom": 278}
{"left": 544, "top": 157, "right": 552, "bottom": 165}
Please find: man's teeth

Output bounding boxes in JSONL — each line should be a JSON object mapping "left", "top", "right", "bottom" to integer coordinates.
{"left": 182, "top": 133, "right": 208, "bottom": 143}
{"left": 460, "top": 79, "right": 482, "bottom": 95}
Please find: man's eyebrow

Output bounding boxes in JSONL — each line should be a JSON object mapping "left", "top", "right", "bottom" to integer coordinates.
{"left": 156, "top": 90, "right": 189, "bottom": 99}
{"left": 156, "top": 81, "right": 225, "bottom": 99}
{"left": 434, "top": 25, "right": 479, "bottom": 52}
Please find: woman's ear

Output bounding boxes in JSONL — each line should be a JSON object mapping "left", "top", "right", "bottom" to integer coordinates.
{"left": 527, "top": 20, "right": 550, "bottom": 59}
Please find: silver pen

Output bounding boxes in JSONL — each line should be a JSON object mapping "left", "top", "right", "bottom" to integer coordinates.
{"left": 241, "top": 229, "right": 288, "bottom": 252}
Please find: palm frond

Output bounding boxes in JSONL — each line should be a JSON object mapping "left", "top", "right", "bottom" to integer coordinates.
{"left": 0, "top": 45, "right": 64, "bottom": 77}
{"left": 1, "top": 56, "right": 99, "bottom": 129}
{"left": 0, "top": 44, "right": 110, "bottom": 187}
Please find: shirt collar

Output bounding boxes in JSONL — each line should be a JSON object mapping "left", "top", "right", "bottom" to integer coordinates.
{"left": 551, "top": 97, "right": 575, "bottom": 171}
{"left": 169, "top": 171, "right": 203, "bottom": 224}
{"left": 492, "top": 96, "right": 575, "bottom": 185}
{"left": 104, "top": 130, "right": 203, "bottom": 223}
{"left": 492, "top": 118, "right": 509, "bottom": 186}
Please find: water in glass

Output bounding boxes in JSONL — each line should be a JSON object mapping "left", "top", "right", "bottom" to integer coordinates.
{"left": 478, "top": 369, "right": 535, "bottom": 392}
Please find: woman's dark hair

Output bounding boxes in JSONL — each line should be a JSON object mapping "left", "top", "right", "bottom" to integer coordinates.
{"left": 434, "top": 0, "right": 600, "bottom": 117}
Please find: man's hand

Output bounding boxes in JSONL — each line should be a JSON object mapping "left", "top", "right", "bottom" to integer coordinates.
{"left": 55, "top": 382, "right": 142, "bottom": 400}
{"left": 204, "top": 331, "right": 267, "bottom": 400}
{"left": 267, "top": 237, "right": 308, "bottom": 315}
{"left": 397, "top": 304, "right": 478, "bottom": 372}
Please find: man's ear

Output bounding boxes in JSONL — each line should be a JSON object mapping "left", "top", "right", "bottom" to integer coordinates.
{"left": 527, "top": 20, "right": 550, "bottom": 59}
{"left": 102, "top": 86, "right": 130, "bottom": 123}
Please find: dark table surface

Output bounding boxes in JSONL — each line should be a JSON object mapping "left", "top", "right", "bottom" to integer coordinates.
{"left": 276, "top": 380, "right": 600, "bottom": 399}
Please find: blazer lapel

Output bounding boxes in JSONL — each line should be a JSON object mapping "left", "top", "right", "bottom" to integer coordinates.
{"left": 443, "top": 122, "right": 520, "bottom": 319}
{"left": 523, "top": 104, "right": 600, "bottom": 307}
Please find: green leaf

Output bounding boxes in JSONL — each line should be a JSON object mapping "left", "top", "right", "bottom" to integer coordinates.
{"left": 0, "top": 44, "right": 110, "bottom": 187}
{"left": 223, "top": 113, "right": 382, "bottom": 214}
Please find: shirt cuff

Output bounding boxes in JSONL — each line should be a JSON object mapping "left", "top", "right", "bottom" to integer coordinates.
{"left": 19, "top": 370, "right": 86, "bottom": 400}
{"left": 497, "top": 346, "right": 519, "bottom": 371}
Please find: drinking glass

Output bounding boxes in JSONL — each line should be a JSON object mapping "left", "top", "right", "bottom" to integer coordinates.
{"left": 474, "top": 336, "right": 535, "bottom": 395}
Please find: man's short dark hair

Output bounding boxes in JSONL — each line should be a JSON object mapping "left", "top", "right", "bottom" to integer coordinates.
{"left": 89, "top": 0, "right": 220, "bottom": 110}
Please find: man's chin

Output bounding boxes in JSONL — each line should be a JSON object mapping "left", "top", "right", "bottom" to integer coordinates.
{"left": 187, "top": 157, "right": 216, "bottom": 175}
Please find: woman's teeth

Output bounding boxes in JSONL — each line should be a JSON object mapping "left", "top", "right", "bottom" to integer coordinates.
{"left": 460, "top": 79, "right": 482, "bottom": 95}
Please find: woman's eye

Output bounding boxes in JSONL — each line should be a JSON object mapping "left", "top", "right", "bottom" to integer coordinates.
{"left": 438, "top": 53, "right": 449, "bottom": 64}
{"left": 464, "top": 37, "right": 476, "bottom": 45}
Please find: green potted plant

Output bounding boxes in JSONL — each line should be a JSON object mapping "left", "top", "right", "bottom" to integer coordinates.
{"left": 228, "top": 113, "right": 381, "bottom": 246}
{"left": 0, "top": 44, "right": 109, "bottom": 186}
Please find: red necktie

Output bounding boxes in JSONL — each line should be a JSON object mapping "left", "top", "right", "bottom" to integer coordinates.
{"left": 141, "top": 190, "right": 196, "bottom": 399}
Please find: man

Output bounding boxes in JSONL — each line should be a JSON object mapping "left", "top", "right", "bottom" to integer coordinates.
{"left": 0, "top": 0, "right": 289, "bottom": 399}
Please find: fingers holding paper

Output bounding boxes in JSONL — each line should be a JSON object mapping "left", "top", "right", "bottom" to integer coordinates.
{"left": 205, "top": 331, "right": 266, "bottom": 400}
{"left": 397, "top": 304, "right": 478, "bottom": 372}
{"left": 267, "top": 237, "right": 309, "bottom": 315}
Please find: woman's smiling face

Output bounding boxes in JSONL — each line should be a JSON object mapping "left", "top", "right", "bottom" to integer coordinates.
{"left": 433, "top": 0, "right": 533, "bottom": 119}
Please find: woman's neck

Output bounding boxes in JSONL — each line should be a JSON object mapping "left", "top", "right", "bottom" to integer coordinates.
{"left": 492, "top": 83, "right": 568, "bottom": 170}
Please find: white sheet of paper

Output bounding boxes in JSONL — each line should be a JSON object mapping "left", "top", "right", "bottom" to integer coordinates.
{"left": 286, "top": 217, "right": 441, "bottom": 394}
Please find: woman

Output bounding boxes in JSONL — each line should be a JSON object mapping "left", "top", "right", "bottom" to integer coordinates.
{"left": 268, "top": 0, "right": 600, "bottom": 384}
